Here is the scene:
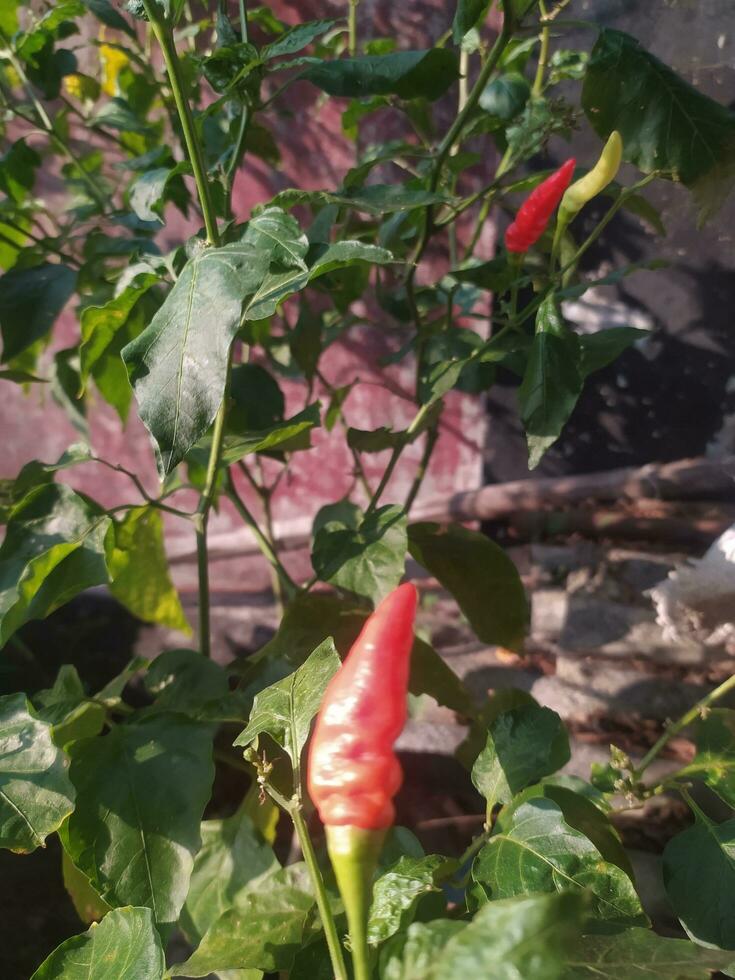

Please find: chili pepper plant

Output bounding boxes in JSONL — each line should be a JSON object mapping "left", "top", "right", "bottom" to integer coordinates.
{"left": 1, "top": 1, "right": 735, "bottom": 977}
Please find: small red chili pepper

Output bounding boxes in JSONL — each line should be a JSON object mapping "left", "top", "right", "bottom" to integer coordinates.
{"left": 504, "top": 157, "right": 576, "bottom": 254}
{"left": 308, "top": 581, "right": 417, "bottom": 830}
{"left": 307, "top": 582, "right": 417, "bottom": 980}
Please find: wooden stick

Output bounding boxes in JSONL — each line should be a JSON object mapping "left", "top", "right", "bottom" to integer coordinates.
{"left": 412, "top": 456, "right": 735, "bottom": 524}
{"left": 168, "top": 456, "right": 734, "bottom": 563}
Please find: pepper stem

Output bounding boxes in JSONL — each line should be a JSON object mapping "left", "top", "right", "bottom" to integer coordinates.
{"left": 326, "top": 825, "right": 385, "bottom": 980}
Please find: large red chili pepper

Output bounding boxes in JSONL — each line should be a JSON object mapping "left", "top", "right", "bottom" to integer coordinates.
{"left": 307, "top": 582, "right": 417, "bottom": 980}
{"left": 504, "top": 157, "right": 576, "bottom": 254}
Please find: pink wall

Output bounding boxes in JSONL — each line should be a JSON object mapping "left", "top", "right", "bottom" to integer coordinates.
{"left": 1, "top": 1, "right": 503, "bottom": 591}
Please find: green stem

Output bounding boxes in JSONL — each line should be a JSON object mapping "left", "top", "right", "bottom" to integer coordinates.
{"left": 144, "top": 2, "right": 220, "bottom": 245}
{"left": 315, "top": 368, "right": 373, "bottom": 498}
{"left": 634, "top": 672, "right": 735, "bottom": 779}
{"left": 0, "top": 215, "right": 80, "bottom": 266}
{"left": 223, "top": 0, "right": 250, "bottom": 219}
{"left": 144, "top": 0, "right": 229, "bottom": 659}
{"left": 365, "top": 401, "right": 434, "bottom": 514}
{"left": 291, "top": 808, "right": 349, "bottom": 980}
{"left": 404, "top": 420, "right": 440, "bottom": 513}
{"left": 225, "top": 470, "right": 298, "bottom": 599}
{"left": 348, "top": 0, "right": 359, "bottom": 56}
{"left": 559, "top": 172, "right": 658, "bottom": 276}
{"left": 326, "top": 826, "right": 383, "bottom": 980}
{"left": 531, "top": 0, "right": 550, "bottom": 97}
{"left": 195, "top": 394, "right": 229, "bottom": 658}
{"left": 405, "top": 19, "right": 514, "bottom": 297}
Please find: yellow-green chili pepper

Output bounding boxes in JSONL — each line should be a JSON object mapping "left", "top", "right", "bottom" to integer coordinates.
{"left": 559, "top": 131, "right": 624, "bottom": 221}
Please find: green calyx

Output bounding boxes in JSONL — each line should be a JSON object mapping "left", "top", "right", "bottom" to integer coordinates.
{"left": 326, "top": 825, "right": 386, "bottom": 980}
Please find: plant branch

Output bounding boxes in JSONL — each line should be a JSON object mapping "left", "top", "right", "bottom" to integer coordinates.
{"left": 365, "top": 401, "right": 435, "bottom": 514}
{"left": 290, "top": 805, "right": 349, "bottom": 980}
{"left": 404, "top": 419, "right": 440, "bottom": 513}
{"left": 404, "top": 18, "right": 514, "bottom": 319}
{"left": 143, "top": 1, "right": 220, "bottom": 245}
{"left": 90, "top": 457, "right": 193, "bottom": 517}
{"left": 225, "top": 470, "right": 298, "bottom": 598}
{"left": 315, "top": 368, "right": 373, "bottom": 499}
{"left": 532, "top": 0, "right": 550, "bottom": 96}
{"left": 143, "top": 0, "right": 228, "bottom": 658}
{"left": 348, "top": 0, "right": 359, "bottom": 56}
{"left": 634, "top": 673, "right": 735, "bottom": 779}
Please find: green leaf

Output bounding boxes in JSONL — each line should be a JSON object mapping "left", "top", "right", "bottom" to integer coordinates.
{"left": 170, "top": 866, "right": 314, "bottom": 976}
{"left": 122, "top": 240, "right": 271, "bottom": 475}
{"left": 181, "top": 812, "right": 280, "bottom": 944}
{"left": 242, "top": 207, "right": 309, "bottom": 270}
{"left": 227, "top": 362, "right": 285, "bottom": 431}
{"left": 0, "top": 0, "right": 18, "bottom": 35}
{"left": 201, "top": 42, "right": 262, "bottom": 96}
{"left": 83, "top": 0, "right": 138, "bottom": 37}
{"left": 380, "top": 920, "right": 466, "bottom": 980}
{"left": 0, "top": 139, "right": 41, "bottom": 205}
{"left": 303, "top": 50, "right": 461, "bottom": 102}
{"left": 0, "top": 263, "right": 77, "bottom": 362}
{"left": 144, "top": 648, "right": 229, "bottom": 716}
{"left": 0, "top": 483, "right": 111, "bottom": 646}
{"left": 505, "top": 96, "right": 562, "bottom": 166}
{"left": 91, "top": 97, "right": 156, "bottom": 135}
{"left": 262, "top": 19, "right": 336, "bottom": 60}
{"left": 129, "top": 164, "right": 190, "bottom": 223}
{"left": 61, "top": 849, "right": 113, "bottom": 924}
{"left": 564, "top": 927, "right": 735, "bottom": 979}
{"left": 290, "top": 302, "right": 322, "bottom": 381}
{"left": 348, "top": 426, "right": 404, "bottom": 453}
{"left": 218, "top": 403, "right": 321, "bottom": 464}
{"left": 34, "top": 664, "right": 105, "bottom": 748}
{"left": 407, "top": 522, "right": 528, "bottom": 651}
{"left": 30, "top": 906, "right": 165, "bottom": 980}
{"left": 582, "top": 29, "right": 735, "bottom": 187}
{"left": 453, "top": 0, "right": 491, "bottom": 43}
{"left": 243, "top": 240, "right": 392, "bottom": 320}
{"left": 478, "top": 72, "right": 530, "bottom": 123}
{"left": 271, "top": 184, "right": 450, "bottom": 215}
{"left": 471, "top": 703, "right": 570, "bottom": 810}
{"left": 61, "top": 714, "right": 215, "bottom": 928}
{"left": 312, "top": 503, "right": 407, "bottom": 604}
{"left": 51, "top": 348, "right": 89, "bottom": 437}
{"left": 518, "top": 294, "right": 583, "bottom": 469}
{"left": 501, "top": 782, "right": 633, "bottom": 877}
{"left": 677, "top": 709, "right": 735, "bottom": 808}
{"left": 474, "top": 799, "right": 646, "bottom": 926}
{"left": 429, "top": 891, "right": 582, "bottom": 979}
{"left": 663, "top": 810, "right": 735, "bottom": 949}
{"left": 579, "top": 327, "right": 647, "bottom": 377}
{"left": 80, "top": 278, "right": 158, "bottom": 420}
{"left": 10, "top": 443, "right": 92, "bottom": 502}
{"left": 449, "top": 255, "right": 514, "bottom": 293}
{"left": 501, "top": 0, "right": 541, "bottom": 20}
{"left": 233, "top": 637, "right": 339, "bottom": 767}
{"left": 368, "top": 855, "right": 454, "bottom": 945}
{"left": 108, "top": 506, "right": 190, "bottom": 633}
{"left": 0, "top": 368, "right": 47, "bottom": 383}
{"left": 0, "top": 692, "right": 75, "bottom": 852}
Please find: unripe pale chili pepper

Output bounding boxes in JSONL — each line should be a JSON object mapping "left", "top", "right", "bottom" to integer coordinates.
{"left": 308, "top": 582, "right": 417, "bottom": 980}
{"left": 504, "top": 157, "right": 576, "bottom": 254}
{"left": 558, "top": 130, "right": 623, "bottom": 220}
